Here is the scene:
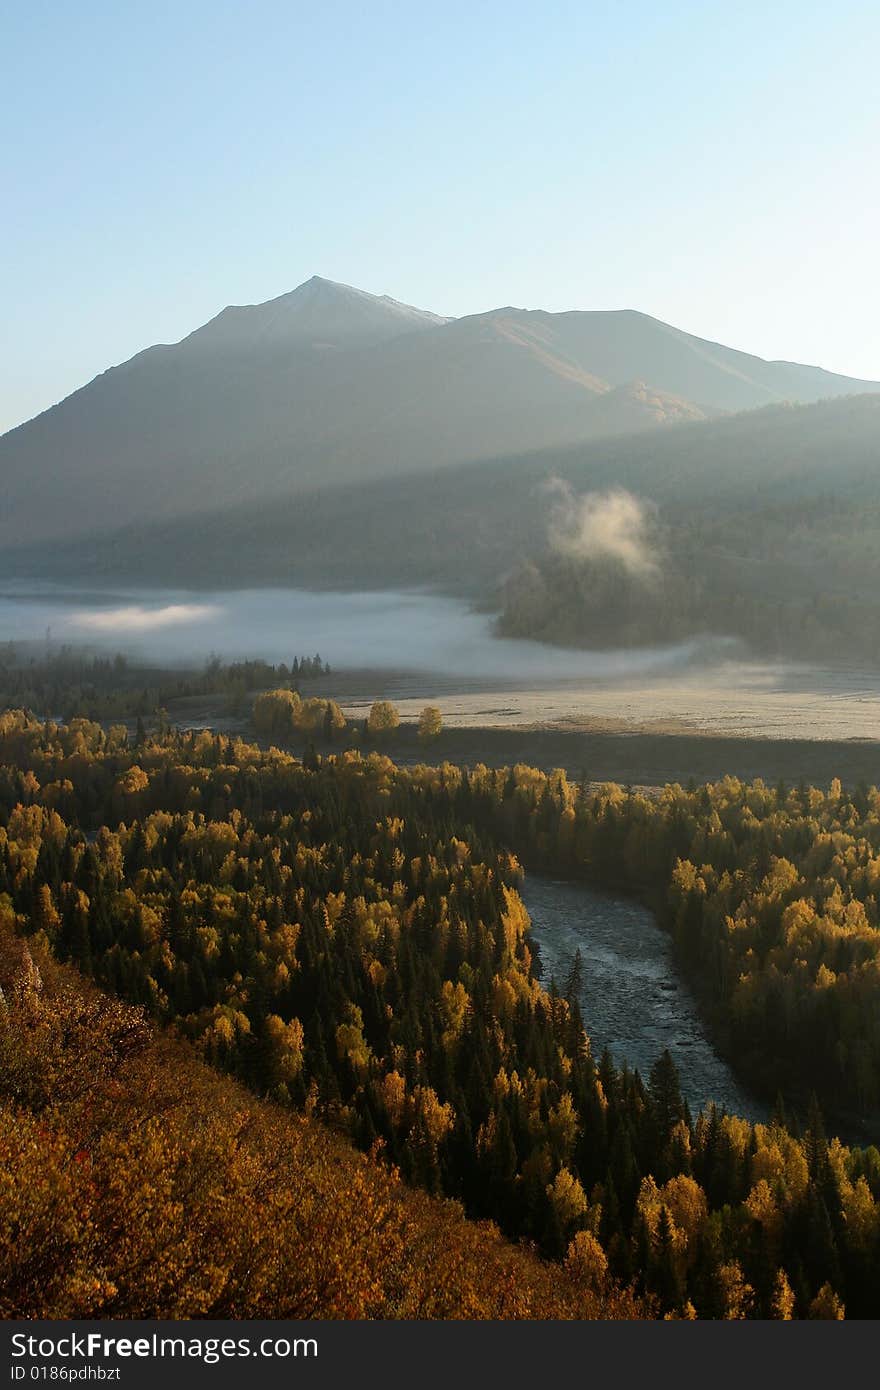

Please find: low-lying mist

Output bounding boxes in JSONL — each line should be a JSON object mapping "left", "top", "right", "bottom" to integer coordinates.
{"left": 3, "top": 583, "right": 879, "bottom": 740}
{"left": 0, "top": 582, "right": 725, "bottom": 682}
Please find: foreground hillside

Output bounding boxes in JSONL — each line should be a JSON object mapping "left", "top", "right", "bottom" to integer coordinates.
{"left": 1, "top": 707, "right": 879, "bottom": 1316}
{"left": 0, "top": 930, "right": 640, "bottom": 1319}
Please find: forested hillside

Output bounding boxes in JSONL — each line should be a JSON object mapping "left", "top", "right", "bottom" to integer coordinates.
{"left": 1, "top": 709, "right": 879, "bottom": 1317}
{"left": 9, "top": 392, "right": 880, "bottom": 665}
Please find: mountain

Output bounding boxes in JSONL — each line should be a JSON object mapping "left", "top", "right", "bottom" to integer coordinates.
{"left": 1, "top": 276, "right": 877, "bottom": 550}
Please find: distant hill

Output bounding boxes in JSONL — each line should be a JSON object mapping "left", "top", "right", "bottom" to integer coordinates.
{"left": 11, "top": 391, "right": 877, "bottom": 583}
{"left": 2, "top": 275, "right": 877, "bottom": 549}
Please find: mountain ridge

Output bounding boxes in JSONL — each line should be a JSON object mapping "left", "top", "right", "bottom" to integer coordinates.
{"left": 2, "top": 276, "right": 878, "bottom": 550}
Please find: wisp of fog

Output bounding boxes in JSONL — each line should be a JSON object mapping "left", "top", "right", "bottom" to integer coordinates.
{"left": 545, "top": 480, "right": 660, "bottom": 578}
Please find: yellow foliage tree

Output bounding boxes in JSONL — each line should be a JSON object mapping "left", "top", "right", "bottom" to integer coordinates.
{"left": 367, "top": 701, "right": 400, "bottom": 736}
{"left": 809, "top": 1284, "right": 845, "bottom": 1319}
{"left": 418, "top": 707, "right": 443, "bottom": 742}
{"left": 565, "top": 1230, "right": 608, "bottom": 1289}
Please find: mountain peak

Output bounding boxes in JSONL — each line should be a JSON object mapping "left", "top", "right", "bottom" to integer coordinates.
{"left": 189, "top": 277, "right": 449, "bottom": 352}
{"left": 288, "top": 274, "right": 367, "bottom": 298}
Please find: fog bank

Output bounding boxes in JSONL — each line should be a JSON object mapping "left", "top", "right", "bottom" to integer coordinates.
{"left": 2, "top": 584, "right": 878, "bottom": 740}
{"left": 0, "top": 584, "right": 719, "bottom": 681}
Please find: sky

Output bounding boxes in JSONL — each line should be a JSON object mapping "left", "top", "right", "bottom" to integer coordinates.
{"left": 3, "top": 0, "right": 879, "bottom": 433}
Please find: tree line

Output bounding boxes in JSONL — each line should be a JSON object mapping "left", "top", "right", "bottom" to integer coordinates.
{"left": 0, "top": 647, "right": 329, "bottom": 724}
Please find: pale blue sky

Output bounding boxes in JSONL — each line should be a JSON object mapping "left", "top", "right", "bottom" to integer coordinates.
{"left": 3, "top": 0, "right": 879, "bottom": 433}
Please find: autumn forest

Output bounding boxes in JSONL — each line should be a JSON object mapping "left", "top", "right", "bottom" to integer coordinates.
{"left": 2, "top": 676, "right": 880, "bottom": 1321}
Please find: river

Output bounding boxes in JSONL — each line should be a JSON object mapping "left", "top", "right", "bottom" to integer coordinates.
{"left": 520, "top": 874, "right": 766, "bottom": 1121}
